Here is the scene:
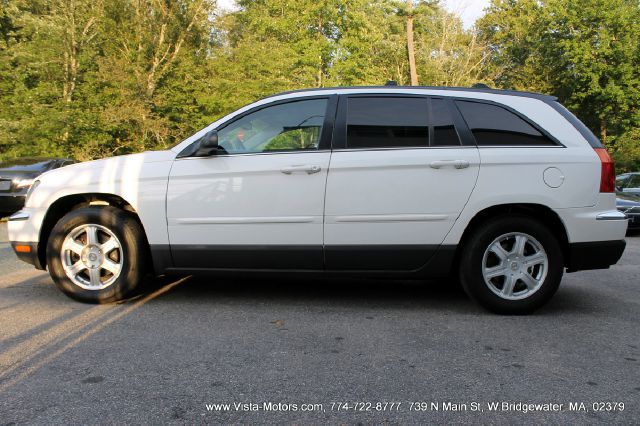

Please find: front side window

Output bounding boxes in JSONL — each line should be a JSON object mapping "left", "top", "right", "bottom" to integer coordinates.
{"left": 627, "top": 174, "right": 640, "bottom": 190}
{"left": 217, "top": 98, "right": 328, "bottom": 154}
{"left": 456, "top": 100, "right": 555, "bottom": 146}
{"left": 616, "top": 175, "right": 630, "bottom": 189}
{"left": 346, "top": 97, "right": 429, "bottom": 149}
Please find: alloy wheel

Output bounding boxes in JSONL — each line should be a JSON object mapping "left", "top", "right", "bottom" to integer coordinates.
{"left": 60, "top": 224, "right": 123, "bottom": 290}
{"left": 481, "top": 232, "right": 548, "bottom": 300}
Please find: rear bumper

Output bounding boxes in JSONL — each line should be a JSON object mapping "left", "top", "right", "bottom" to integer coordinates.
{"left": 10, "top": 241, "right": 45, "bottom": 270}
{"left": 566, "top": 240, "right": 626, "bottom": 272}
{"left": 624, "top": 212, "right": 640, "bottom": 230}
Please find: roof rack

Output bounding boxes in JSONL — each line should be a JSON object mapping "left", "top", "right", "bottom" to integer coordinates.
{"left": 261, "top": 85, "right": 557, "bottom": 102}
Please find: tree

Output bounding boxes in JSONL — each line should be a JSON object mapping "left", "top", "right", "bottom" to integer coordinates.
{"left": 415, "top": 4, "right": 494, "bottom": 86}
{"left": 2, "top": 0, "right": 635, "bottom": 170}
{"left": 328, "top": 0, "right": 412, "bottom": 85}
{"left": 480, "top": 0, "right": 640, "bottom": 153}
{"left": 0, "top": 0, "right": 217, "bottom": 161}
{"left": 477, "top": 0, "right": 552, "bottom": 92}
{"left": 540, "top": 0, "right": 640, "bottom": 144}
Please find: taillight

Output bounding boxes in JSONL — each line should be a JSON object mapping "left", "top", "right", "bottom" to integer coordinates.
{"left": 594, "top": 148, "right": 615, "bottom": 192}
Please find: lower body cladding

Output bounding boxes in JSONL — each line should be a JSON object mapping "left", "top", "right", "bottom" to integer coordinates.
{"left": 150, "top": 244, "right": 458, "bottom": 278}
{"left": 148, "top": 242, "right": 626, "bottom": 278}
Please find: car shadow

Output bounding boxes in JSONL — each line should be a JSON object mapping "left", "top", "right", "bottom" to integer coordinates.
{"left": 140, "top": 273, "right": 605, "bottom": 316}
{"left": 1, "top": 270, "right": 609, "bottom": 318}
{"left": 144, "top": 274, "right": 478, "bottom": 312}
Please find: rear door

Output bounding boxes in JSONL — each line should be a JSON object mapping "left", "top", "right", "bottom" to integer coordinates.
{"left": 323, "top": 95, "right": 480, "bottom": 270}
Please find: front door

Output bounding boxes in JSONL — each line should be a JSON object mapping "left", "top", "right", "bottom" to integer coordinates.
{"left": 167, "top": 96, "right": 335, "bottom": 270}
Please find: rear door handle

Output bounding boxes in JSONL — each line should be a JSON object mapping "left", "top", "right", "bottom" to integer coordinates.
{"left": 429, "top": 160, "right": 470, "bottom": 169}
{"left": 280, "top": 165, "right": 322, "bottom": 175}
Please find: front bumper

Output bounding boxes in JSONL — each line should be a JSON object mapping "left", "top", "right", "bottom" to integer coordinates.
{"left": 566, "top": 240, "right": 626, "bottom": 272}
{"left": 0, "top": 193, "right": 26, "bottom": 216}
{"left": 8, "top": 209, "right": 47, "bottom": 270}
{"left": 10, "top": 241, "right": 44, "bottom": 269}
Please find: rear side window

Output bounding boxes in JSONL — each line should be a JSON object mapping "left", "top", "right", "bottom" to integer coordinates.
{"left": 456, "top": 100, "right": 555, "bottom": 146}
{"left": 346, "top": 97, "right": 429, "bottom": 148}
{"left": 430, "top": 98, "right": 460, "bottom": 146}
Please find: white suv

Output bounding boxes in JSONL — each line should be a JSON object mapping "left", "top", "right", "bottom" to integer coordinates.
{"left": 8, "top": 86, "right": 628, "bottom": 313}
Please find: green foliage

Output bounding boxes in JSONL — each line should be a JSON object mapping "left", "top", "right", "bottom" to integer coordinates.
{"left": 0, "top": 0, "right": 217, "bottom": 161}
{"left": 265, "top": 127, "right": 321, "bottom": 150}
{"left": 612, "top": 128, "right": 640, "bottom": 173}
{"left": 480, "top": 0, "right": 640, "bottom": 171}
{"left": 0, "top": 0, "right": 638, "bottom": 171}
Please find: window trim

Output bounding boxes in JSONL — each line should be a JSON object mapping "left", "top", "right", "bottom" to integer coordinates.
{"left": 452, "top": 98, "right": 566, "bottom": 148}
{"left": 177, "top": 95, "right": 337, "bottom": 158}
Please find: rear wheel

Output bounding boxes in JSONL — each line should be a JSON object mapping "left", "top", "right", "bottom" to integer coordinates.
{"left": 47, "top": 206, "right": 147, "bottom": 303}
{"left": 459, "top": 215, "right": 564, "bottom": 314}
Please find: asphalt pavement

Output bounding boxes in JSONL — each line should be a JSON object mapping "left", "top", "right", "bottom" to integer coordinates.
{"left": 0, "top": 221, "right": 638, "bottom": 424}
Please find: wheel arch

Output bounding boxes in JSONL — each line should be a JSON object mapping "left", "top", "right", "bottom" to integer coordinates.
{"left": 37, "top": 193, "right": 146, "bottom": 269}
{"left": 453, "top": 203, "right": 570, "bottom": 271}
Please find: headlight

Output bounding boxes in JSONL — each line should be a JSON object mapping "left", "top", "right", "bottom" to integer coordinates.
{"left": 14, "top": 178, "right": 36, "bottom": 189}
{"left": 25, "top": 180, "right": 40, "bottom": 204}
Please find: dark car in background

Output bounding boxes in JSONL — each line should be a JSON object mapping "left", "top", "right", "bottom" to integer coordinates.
{"left": 0, "top": 157, "right": 75, "bottom": 218}
{"left": 616, "top": 172, "right": 640, "bottom": 232}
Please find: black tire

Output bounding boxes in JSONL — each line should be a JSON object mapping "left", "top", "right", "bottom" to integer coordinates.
{"left": 46, "top": 206, "right": 147, "bottom": 303}
{"left": 459, "top": 215, "right": 564, "bottom": 314}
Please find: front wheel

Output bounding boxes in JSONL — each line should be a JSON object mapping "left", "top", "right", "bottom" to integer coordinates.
{"left": 47, "top": 206, "right": 147, "bottom": 303}
{"left": 459, "top": 216, "right": 564, "bottom": 314}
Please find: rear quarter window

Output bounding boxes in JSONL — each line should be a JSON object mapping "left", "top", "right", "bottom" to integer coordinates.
{"left": 456, "top": 100, "right": 556, "bottom": 146}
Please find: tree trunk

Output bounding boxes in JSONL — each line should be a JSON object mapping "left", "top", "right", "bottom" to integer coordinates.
{"left": 600, "top": 119, "right": 607, "bottom": 143}
{"left": 406, "top": 0, "right": 418, "bottom": 86}
{"left": 62, "top": 0, "right": 78, "bottom": 103}
{"left": 60, "top": 0, "right": 96, "bottom": 104}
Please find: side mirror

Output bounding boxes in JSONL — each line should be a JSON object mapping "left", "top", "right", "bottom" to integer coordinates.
{"left": 616, "top": 185, "right": 623, "bottom": 192}
{"left": 195, "top": 130, "right": 219, "bottom": 156}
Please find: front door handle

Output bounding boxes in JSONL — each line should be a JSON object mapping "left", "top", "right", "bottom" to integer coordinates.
{"left": 280, "top": 165, "right": 322, "bottom": 175}
{"left": 429, "top": 160, "right": 470, "bottom": 169}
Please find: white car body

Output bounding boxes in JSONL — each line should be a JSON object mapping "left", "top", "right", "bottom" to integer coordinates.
{"left": 9, "top": 86, "right": 627, "bottom": 279}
